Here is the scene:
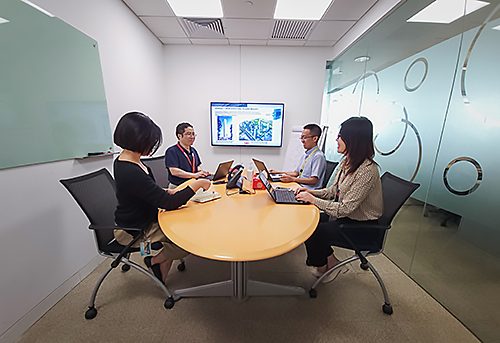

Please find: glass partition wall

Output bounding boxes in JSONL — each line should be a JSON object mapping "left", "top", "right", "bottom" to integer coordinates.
{"left": 321, "top": 1, "right": 500, "bottom": 341}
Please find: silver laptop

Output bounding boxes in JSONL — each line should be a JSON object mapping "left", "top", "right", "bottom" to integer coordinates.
{"left": 252, "top": 158, "right": 283, "bottom": 182}
{"left": 258, "top": 172, "right": 305, "bottom": 205}
{"left": 205, "top": 160, "right": 234, "bottom": 183}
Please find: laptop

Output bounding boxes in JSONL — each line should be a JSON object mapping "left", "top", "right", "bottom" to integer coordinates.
{"left": 252, "top": 158, "right": 283, "bottom": 182}
{"left": 258, "top": 172, "right": 305, "bottom": 205}
{"left": 205, "top": 160, "right": 234, "bottom": 183}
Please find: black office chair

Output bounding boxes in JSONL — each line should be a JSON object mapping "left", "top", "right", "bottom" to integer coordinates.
{"left": 309, "top": 172, "right": 420, "bottom": 315}
{"left": 142, "top": 155, "right": 169, "bottom": 188}
{"left": 323, "top": 160, "right": 339, "bottom": 188}
{"left": 142, "top": 156, "right": 186, "bottom": 271}
{"left": 60, "top": 168, "right": 178, "bottom": 320}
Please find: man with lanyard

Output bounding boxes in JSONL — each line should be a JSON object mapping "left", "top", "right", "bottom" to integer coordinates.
{"left": 165, "top": 122, "right": 209, "bottom": 187}
{"left": 271, "top": 123, "right": 326, "bottom": 190}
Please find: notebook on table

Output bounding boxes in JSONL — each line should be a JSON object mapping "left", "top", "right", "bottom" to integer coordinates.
{"left": 190, "top": 189, "right": 221, "bottom": 203}
{"left": 252, "top": 158, "right": 283, "bottom": 182}
{"left": 258, "top": 172, "right": 305, "bottom": 205}
{"left": 204, "top": 160, "right": 234, "bottom": 183}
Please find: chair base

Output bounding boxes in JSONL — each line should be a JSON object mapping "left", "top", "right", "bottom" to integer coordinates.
{"left": 309, "top": 252, "right": 393, "bottom": 315}
{"left": 84, "top": 256, "right": 176, "bottom": 319}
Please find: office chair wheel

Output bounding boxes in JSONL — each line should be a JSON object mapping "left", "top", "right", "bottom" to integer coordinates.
{"left": 177, "top": 261, "right": 186, "bottom": 272}
{"left": 85, "top": 306, "right": 97, "bottom": 320}
{"left": 360, "top": 263, "right": 369, "bottom": 270}
{"left": 121, "top": 264, "right": 131, "bottom": 272}
{"left": 309, "top": 288, "right": 317, "bottom": 298}
{"left": 164, "top": 297, "right": 175, "bottom": 309}
{"left": 382, "top": 303, "right": 393, "bottom": 315}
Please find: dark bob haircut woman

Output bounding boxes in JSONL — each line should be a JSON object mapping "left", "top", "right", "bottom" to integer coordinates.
{"left": 114, "top": 111, "right": 162, "bottom": 156}
{"left": 339, "top": 116, "right": 375, "bottom": 175}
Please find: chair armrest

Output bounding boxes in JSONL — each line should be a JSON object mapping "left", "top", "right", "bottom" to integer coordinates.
{"left": 88, "top": 225, "right": 144, "bottom": 268}
{"left": 88, "top": 224, "right": 142, "bottom": 232}
{"left": 336, "top": 223, "right": 390, "bottom": 264}
{"left": 338, "top": 223, "right": 390, "bottom": 231}
{"left": 111, "top": 233, "right": 143, "bottom": 268}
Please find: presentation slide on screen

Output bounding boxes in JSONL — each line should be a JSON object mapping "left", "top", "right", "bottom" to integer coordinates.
{"left": 211, "top": 103, "right": 284, "bottom": 147}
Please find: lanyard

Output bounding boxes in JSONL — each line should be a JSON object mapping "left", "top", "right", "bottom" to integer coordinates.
{"left": 176, "top": 143, "right": 196, "bottom": 173}
{"left": 334, "top": 168, "right": 344, "bottom": 201}
{"left": 299, "top": 147, "right": 319, "bottom": 177}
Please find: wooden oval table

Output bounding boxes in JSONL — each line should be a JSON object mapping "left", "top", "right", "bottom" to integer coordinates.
{"left": 158, "top": 182, "right": 319, "bottom": 301}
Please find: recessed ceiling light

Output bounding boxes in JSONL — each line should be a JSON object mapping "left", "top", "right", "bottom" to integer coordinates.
{"left": 166, "top": 0, "right": 223, "bottom": 18}
{"left": 493, "top": 24, "right": 500, "bottom": 30}
{"left": 407, "top": 0, "right": 489, "bottom": 24}
{"left": 354, "top": 56, "right": 370, "bottom": 63}
{"left": 20, "top": 0, "right": 55, "bottom": 17}
{"left": 0, "top": 17, "right": 10, "bottom": 24}
{"left": 274, "top": 0, "right": 333, "bottom": 20}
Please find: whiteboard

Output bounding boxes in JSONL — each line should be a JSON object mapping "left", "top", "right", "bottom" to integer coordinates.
{"left": 0, "top": 0, "right": 112, "bottom": 170}
{"left": 282, "top": 126, "right": 303, "bottom": 171}
{"left": 282, "top": 125, "right": 328, "bottom": 171}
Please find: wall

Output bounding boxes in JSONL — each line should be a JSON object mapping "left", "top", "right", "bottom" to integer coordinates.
{"left": 158, "top": 45, "right": 331, "bottom": 171}
{"left": 0, "top": 2, "right": 331, "bottom": 341}
{"left": 0, "top": 0, "right": 165, "bottom": 341}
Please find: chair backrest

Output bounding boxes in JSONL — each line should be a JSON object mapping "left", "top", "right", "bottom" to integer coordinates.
{"left": 323, "top": 161, "right": 339, "bottom": 188}
{"left": 379, "top": 172, "right": 420, "bottom": 227}
{"left": 142, "top": 155, "right": 169, "bottom": 188}
{"left": 60, "top": 168, "right": 118, "bottom": 253}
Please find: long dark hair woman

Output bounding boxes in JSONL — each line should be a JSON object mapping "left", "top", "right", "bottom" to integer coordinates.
{"left": 113, "top": 112, "right": 210, "bottom": 284}
{"left": 295, "top": 116, "right": 383, "bottom": 282}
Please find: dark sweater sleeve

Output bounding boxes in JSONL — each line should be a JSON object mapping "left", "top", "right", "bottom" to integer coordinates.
{"left": 126, "top": 166, "right": 195, "bottom": 210}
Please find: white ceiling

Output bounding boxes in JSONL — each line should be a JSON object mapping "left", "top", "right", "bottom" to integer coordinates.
{"left": 122, "top": 0, "right": 379, "bottom": 46}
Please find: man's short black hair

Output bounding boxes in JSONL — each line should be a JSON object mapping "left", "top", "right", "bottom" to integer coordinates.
{"left": 176, "top": 122, "right": 193, "bottom": 139}
{"left": 113, "top": 111, "right": 162, "bottom": 155}
{"left": 303, "top": 123, "right": 322, "bottom": 138}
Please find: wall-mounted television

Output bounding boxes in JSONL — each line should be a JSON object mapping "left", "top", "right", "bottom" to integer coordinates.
{"left": 210, "top": 102, "right": 284, "bottom": 147}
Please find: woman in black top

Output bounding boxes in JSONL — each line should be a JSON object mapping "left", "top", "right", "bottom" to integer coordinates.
{"left": 113, "top": 112, "right": 210, "bottom": 284}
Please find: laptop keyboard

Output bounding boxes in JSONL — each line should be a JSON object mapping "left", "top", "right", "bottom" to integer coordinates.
{"left": 275, "top": 189, "right": 298, "bottom": 203}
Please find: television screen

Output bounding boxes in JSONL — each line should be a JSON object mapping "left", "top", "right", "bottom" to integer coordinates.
{"left": 210, "top": 102, "right": 284, "bottom": 147}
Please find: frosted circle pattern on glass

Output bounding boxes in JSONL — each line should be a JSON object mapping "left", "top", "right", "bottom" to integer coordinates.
{"left": 374, "top": 107, "right": 422, "bottom": 182}
{"left": 443, "top": 157, "right": 483, "bottom": 196}
{"left": 404, "top": 57, "right": 428, "bottom": 92}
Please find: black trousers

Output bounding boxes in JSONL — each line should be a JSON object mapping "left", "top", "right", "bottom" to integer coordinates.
{"left": 305, "top": 213, "right": 380, "bottom": 267}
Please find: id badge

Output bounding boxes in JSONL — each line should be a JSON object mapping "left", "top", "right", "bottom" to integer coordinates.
{"left": 140, "top": 239, "right": 152, "bottom": 256}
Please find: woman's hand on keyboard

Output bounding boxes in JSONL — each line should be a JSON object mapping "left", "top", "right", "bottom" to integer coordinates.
{"left": 295, "top": 190, "right": 314, "bottom": 204}
{"left": 294, "top": 187, "right": 308, "bottom": 195}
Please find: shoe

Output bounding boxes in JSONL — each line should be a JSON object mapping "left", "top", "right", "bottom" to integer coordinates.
{"left": 310, "top": 267, "right": 323, "bottom": 278}
{"left": 320, "top": 266, "right": 348, "bottom": 284}
{"left": 144, "top": 256, "right": 164, "bottom": 284}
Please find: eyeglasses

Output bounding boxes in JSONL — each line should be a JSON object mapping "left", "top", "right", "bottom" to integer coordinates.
{"left": 183, "top": 132, "right": 197, "bottom": 137}
{"left": 300, "top": 135, "right": 314, "bottom": 140}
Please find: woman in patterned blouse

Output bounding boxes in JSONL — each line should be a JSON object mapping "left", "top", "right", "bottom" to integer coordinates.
{"left": 295, "top": 117, "right": 383, "bottom": 282}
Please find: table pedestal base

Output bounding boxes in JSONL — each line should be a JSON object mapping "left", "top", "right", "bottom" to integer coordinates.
{"left": 173, "top": 261, "right": 304, "bottom": 301}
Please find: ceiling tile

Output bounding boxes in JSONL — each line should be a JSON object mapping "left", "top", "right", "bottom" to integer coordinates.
{"left": 190, "top": 38, "right": 229, "bottom": 45}
{"left": 267, "top": 39, "right": 305, "bottom": 46}
{"left": 140, "top": 16, "right": 187, "bottom": 37}
{"left": 323, "top": 0, "right": 377, "bottom": 20}
{"left": 221, "top": 0, "right": 277, "bottom": 19}
{"left": 305, "top": 40, "right": 336, "bottom": 47}
{"left": 229, "top": 39, "right": 268, "bottom": 45}
{"left": 159, "top": 37, "right": 192, "bottom": 45}
{"left": 308, "top": 20, "right": 355, "bottom": 41}
{"left": 223, "top": 19, "right": 274, "bottom": 39}
{"left": 122, "top": 0, "right": 175, "bottom": 16}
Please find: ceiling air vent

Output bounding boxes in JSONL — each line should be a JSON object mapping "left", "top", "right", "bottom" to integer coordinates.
{"left": 182, "top": 18, "right": 225, "bottom": 38}
{"left": 271, "top": 20, "right": 315, "bottom": 40}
